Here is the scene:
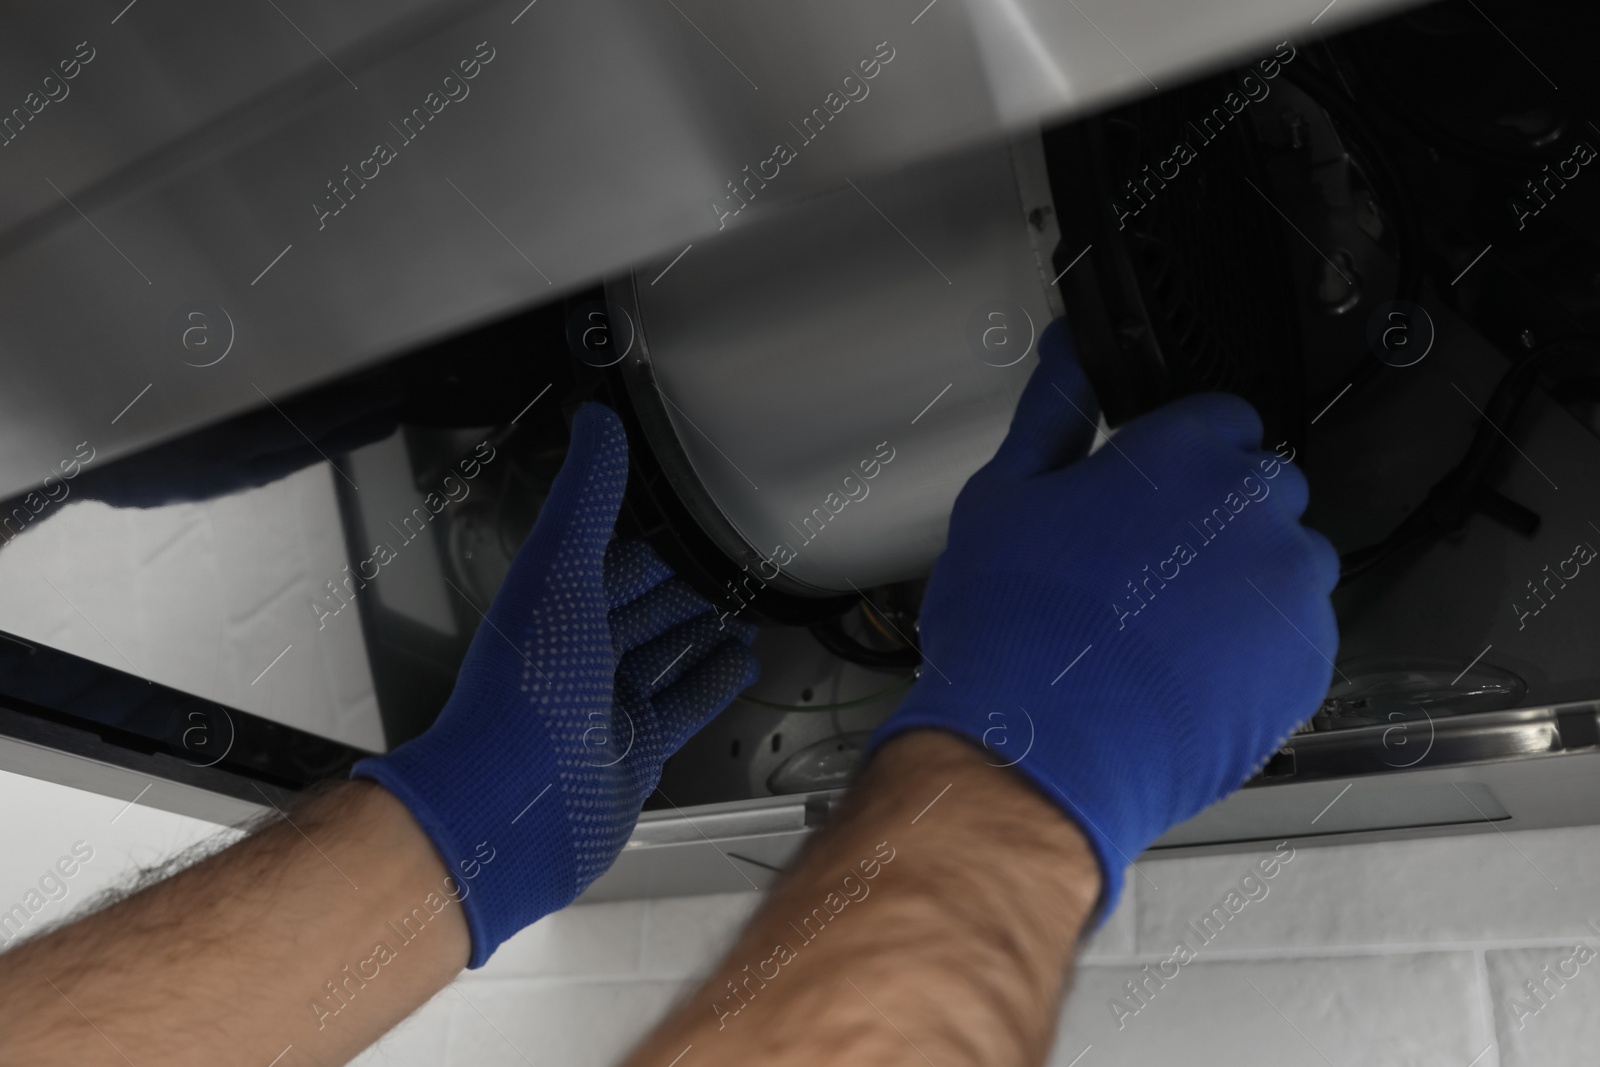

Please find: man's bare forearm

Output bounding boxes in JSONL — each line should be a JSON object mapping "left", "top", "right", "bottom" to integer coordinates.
{"left": 0, "top": 780, "right": 471, "bottom": 1067}
{"left": 0, "top": 733, "right": 1101, "bottom": 1066}
{"left": 622, "top": 730, "right": 1102, "bottom": 1067}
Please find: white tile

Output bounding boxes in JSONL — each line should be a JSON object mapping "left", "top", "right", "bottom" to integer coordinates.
{"left": 129, "top": 505, "right": 231, "bottom": 695}
{"left": 1486, "top": 946, "right": 1600, "bottom": 1066}
{"left": 0, "top": 464, "right": 383, "bottom": 750}
{"left": 627, "top": 882, "right": 1132, "bottom": 981}
{"left": 639, "top": 891, "right": 764, "bottom": 979}
{"left": 1050, "top": 953, "right": 1489, "bottom": 1066}
{"left": 207, "top": 475, "right": 314, "bottom": 623}
{"left": 629, "top": 875, "right": 1134, "bottom": 979}
{"left": 1137, "top": 826, "right": 1600, "bottom": 953}
{"left": 447, "top": 980, "right": 690, "bottom": 1067}
{"left": 0, "top": 768, "right": 235, "bottom": 950}
{"left": 0, "top": 501, "right": 137, "bottom": 667}
{"left": 1134, "top": 840, "right": 1314, "bottom": 956}
{"left": 472, "top": 900, "right": 646, "bottom": 980}
{"left": 351, "top": 986, "right": 454, "bottom": 1067}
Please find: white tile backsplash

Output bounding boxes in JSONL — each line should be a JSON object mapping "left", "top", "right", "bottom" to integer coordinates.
{"left": 445, "top": 980, "right": 691, "bottom": 1067}
{"left": 638, "top": 891, "right": 764, "bottom": 980}
{"left": 12, "top": 764, "right": 1600, "bottom": 1065}
{"left": 1137, "top": 826, "right": 1600, "bottom": 954}
{"left": 476, "top": 900, "right": 646, "bottom": 980}
{"left": 1486, "top": 945, "right": 1600, "bottom": 1067}
{"left": 0, "top": 463, "right": 383, "bottom": 750}
{"left": 1054, "top": 953, "right": 1490, "bottom": 1067}
{"left": 0, "top": 768, "right": 241, "bottom": 945}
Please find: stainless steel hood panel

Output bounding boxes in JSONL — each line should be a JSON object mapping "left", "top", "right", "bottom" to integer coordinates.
{"left": 959, "top": 0, "right": 1425, "bottom": 129}
{"left": 574, "top": 702, "right": 1600, "bottom": 903}
{"left": 0, "top": 0, "right": 1413, "bottom": 500}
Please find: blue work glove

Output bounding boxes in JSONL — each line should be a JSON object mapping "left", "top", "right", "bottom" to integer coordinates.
{"left": 353, "top": 403, "right": 759, "bottom": 967}
{"left": 871, "top": 320, "right": 1339, "bottom": 919}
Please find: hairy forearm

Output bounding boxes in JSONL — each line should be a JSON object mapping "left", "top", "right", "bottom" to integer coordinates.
{"left": 0, "top": 780, "right": 470, "bottom": 1067}
{"left": 622, "top": 731, "right": 1102, "bottom": 1067}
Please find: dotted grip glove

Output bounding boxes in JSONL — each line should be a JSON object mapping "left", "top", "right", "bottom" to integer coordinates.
{"left": 354, "top": 403, "right": 759, "bottom": 967}
{"left": 871, "top": 320, "right": 1339, "bottom": 920}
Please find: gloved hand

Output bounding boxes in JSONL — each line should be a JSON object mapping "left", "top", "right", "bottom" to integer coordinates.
{"left": 871, "top": 319, "right": 1339, "bottom": 919}
{"left": 354, "top": 402, "right": 759, "bottom": 967}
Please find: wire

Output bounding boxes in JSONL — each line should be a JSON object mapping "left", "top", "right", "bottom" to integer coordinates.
{"left": 734, "top": 674, "right": 914, "bottom": 713}
{"left": 808, "top": 612, "right": 921, "bottom": 672}
{"left": 1342, "top": 31, "right": 1565, "bottom": 172}
{"left": 860, "top": 597, "right": 909, "bottom": 648}
{"left": 1339, "top": 336, "right": 1600, "bottom": 584}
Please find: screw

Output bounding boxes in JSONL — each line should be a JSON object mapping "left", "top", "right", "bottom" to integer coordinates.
{"left": 1284, "top": 111, "right": 1307, "bottom": 150}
